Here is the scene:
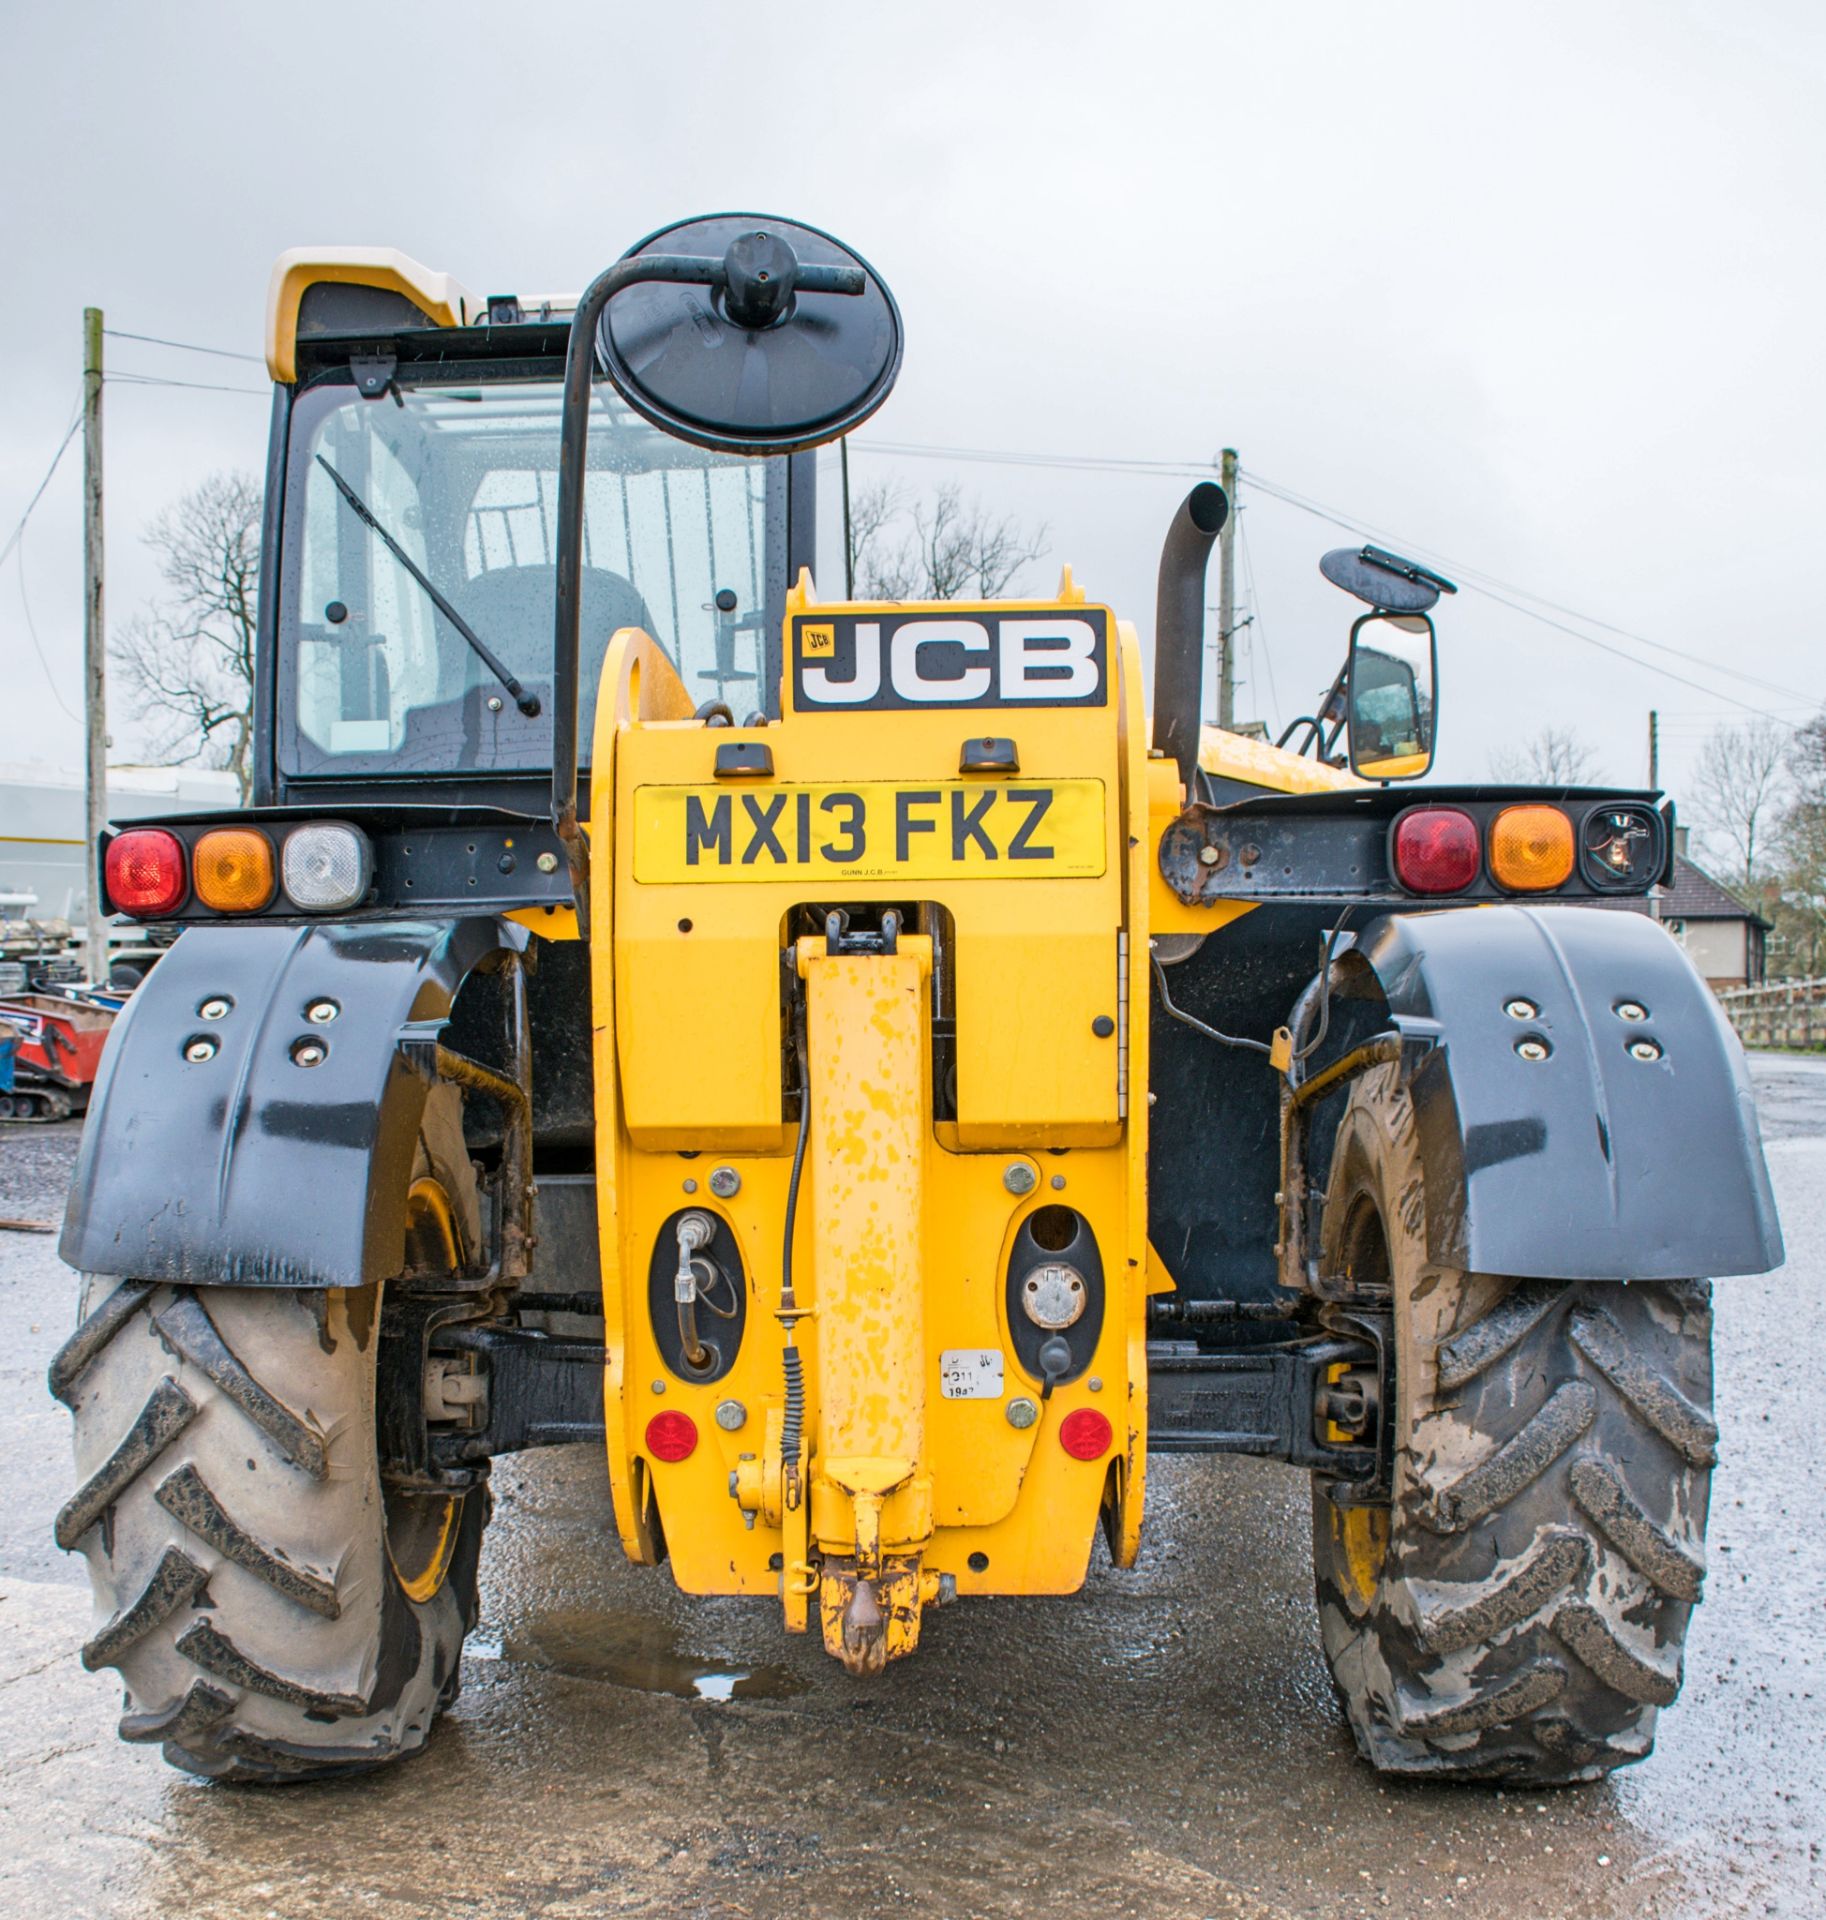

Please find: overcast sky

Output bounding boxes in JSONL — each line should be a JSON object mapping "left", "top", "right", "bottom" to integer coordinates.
{"left": 3, "top": 0, "right": 1822, "bottom": 803}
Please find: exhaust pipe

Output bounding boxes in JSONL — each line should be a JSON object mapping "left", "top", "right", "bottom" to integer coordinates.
{"left": 1151, "top": 481, "right": 1230, "bottom": 792}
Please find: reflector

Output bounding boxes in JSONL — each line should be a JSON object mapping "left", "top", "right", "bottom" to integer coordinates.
{"left": 645, "top": 1410, "right": 698, "bottom": 1463}
{"left": 1058, "top": 1408, "right": 1112, "bottom": 1461}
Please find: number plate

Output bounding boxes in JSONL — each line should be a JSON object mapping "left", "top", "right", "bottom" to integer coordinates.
{"left": 939, "top": 1349, "right": 1005, "bottom": 1400}
{"left": 631, "top": 780, "right": 1106, "bottom": 885}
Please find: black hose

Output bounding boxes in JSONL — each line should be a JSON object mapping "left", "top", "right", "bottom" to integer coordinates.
{"left": 1151, "top": 482, "right": 1230, "bottom": 789}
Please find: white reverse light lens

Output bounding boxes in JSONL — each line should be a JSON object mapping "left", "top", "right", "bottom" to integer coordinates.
{"left": 282, "top": 823, "right": 372, "bottom": 911}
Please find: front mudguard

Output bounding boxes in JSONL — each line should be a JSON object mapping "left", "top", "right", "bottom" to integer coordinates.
{"left": 60, "top": 917, "right": 525, "bottom": 1288}
{"left": 1344, "top": 905, "right": 1782, "bottom": 1281}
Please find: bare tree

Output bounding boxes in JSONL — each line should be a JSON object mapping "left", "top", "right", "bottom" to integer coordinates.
{"left": 1688, "top": 719, "right": 1789, "bottom": 889}
{"left": 111, "top": 472, "right": 260, "bottom": 803}
{"left": 1488, "top": 725, "right": 1602, "bottom": 786}
{"left": 851, "top": 479, "right": 1048, "bottom": 602}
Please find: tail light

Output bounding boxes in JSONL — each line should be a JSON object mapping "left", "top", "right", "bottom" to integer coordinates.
{"left": 283, "top": 823, "right": 373, "bottom": 912}
{"left": 645, "top": 1411, "right": 698, "bottom": 1462}
{"left": 1489, "top": 805, "right": 1574, "bottom": 891}
{"left": 1392, "top": 808, "right": 1480, "bottom": 894}
{"left": 104, "top": 829, "right": 187, "bottom": 917}
{"left": 193, "top": 828, "right": 277, "bottom": 912}
{"left": 1058, "top": 1408, "right": 1112, "bottom": 1460}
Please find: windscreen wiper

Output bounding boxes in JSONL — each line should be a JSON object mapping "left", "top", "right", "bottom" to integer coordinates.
{"left": 314, "top": 455, "right": 542, "bottom": 718}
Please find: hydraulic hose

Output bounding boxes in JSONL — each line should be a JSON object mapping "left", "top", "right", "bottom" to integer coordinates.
{"left": 778, "top": 994, "right": 812, "bottom": 1492}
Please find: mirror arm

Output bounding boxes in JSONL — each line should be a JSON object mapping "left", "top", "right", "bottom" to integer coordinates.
{"left": 548, "top": 249, "right": 868, "bottom": 933}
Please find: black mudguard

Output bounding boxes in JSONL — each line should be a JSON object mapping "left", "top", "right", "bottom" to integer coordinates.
{"left": 1353, "top": 905, "right": 1782, "bottom": 1281}
{"left": 60, "top": 917, "right": 525, "bottom": 1288}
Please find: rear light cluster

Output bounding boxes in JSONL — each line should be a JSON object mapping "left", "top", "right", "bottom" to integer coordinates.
{"left": 104, "top": 823, "right": 373, "bottom": 920}
{"left": 1392, "top": 803, "right": 1651, "bottom": 897}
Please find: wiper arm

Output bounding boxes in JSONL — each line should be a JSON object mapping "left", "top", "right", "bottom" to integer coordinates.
{"left": 314, "top": 455, "right": 541, "bottom": 718}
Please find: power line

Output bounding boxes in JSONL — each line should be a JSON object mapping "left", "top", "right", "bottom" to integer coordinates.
{"left": 105, "top": 372, "right": 268, "bottom": 398}
{"left": 0, "top": 408, "right": 81, "bottom": 572}
{"left": 1242, "top": 467, "right": 1818, "bottom": 711}
{"left": 14, "top": 524, "right": 79, "bottom": 723}
{"left": 852, "top": 433, "right": 1818, "bottom": 721}
{"left": 103, "top": 327, "right": 263, "bottom": 366}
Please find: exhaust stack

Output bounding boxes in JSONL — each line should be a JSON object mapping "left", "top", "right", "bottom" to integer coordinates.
{"left": 1151, "top": 481, "right": 1230, "bottom": 791}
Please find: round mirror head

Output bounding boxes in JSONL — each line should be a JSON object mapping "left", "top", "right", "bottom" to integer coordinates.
{"left": 597, "top": 213, "right": 903, "bottom": 456}
{"left": 1320, "top": 546, "right": 1445, "bottom": 615}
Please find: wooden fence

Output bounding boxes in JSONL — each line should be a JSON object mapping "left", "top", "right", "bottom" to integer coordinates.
{"left": 1716, "top": 977, "right": 1826, "bottom": 1051}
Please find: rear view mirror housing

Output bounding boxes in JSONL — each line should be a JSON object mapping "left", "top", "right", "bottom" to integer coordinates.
{"left": 1347, "top": 612, "right": 1437, "bottom": 781}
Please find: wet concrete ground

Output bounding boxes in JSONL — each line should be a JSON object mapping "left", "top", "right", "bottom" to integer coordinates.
{"left": 0, "top": 1056, "right": 1820, "bottom": 1919}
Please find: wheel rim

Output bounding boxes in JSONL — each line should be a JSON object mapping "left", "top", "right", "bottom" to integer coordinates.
{"left": 384, "top": 1178, "right": 468, "bottom": 1604}
{"left": 1333, "top": 1502, "right": 1390, "bottom": 1611}
{"left": 1330, "top": 1187, "right": 1393, "bottom": 1608}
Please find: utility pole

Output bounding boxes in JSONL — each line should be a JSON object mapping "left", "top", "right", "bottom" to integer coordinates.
{"left": 1648, "top": 708, "right": 1659, "bottom": 790}
{"left": 1216, "top": 447, "right": 1238, "bottom": 730}
{"left": 82, "top": 308, "right": 108, "bottom": 986}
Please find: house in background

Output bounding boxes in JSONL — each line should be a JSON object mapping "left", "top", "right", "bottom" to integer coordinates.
{"left": 1658, "top": 829, "right": 1770, "bottom": 991}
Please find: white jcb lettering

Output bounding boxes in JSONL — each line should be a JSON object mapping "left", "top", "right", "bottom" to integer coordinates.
{"left": 889, "top": 619, "right": 992, "bottom": 703}
{"left": 801, "top": 621, "right": 882, "bottom": 704}
{"left": 999, "top": 617, "right": 1100, "bottom": 701}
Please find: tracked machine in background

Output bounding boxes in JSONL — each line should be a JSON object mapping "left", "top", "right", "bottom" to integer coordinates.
{"left": 51, "top": 216, "right": 1781, "bottom": 1785}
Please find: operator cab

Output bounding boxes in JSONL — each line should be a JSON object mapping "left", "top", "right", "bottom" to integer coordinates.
{"left": 260, "top": 254, "right": 823, "bottom": 814}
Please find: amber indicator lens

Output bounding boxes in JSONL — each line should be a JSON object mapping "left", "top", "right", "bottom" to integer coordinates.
{"left": 1391, "top": 808, "right": 1480, "bottom": 894}
{"left": 192, "top": 828, "right": 277, "bottom": 912}
{"left": 645, "top": 1411, "right": 698, "bottom": 1462}
{"left": 104, "top": 828, "right": 187, "bottom": 917}
{"left": 1489, "top": 806, "right": 1574, "bottom": 892}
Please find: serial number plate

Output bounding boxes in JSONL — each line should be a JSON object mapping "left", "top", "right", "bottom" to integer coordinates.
{"left": 939, "top": 1349, "right": 1005, "bottom": 1400}
{"left": 631, "top": 780, "right": 1106, "bottom": 885}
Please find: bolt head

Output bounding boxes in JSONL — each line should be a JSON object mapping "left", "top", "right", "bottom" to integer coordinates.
{"left": 1003, "top": 1162, "right": 1037, "bottom": 1196}
{"left": 1629, "top": 1038, "right": 1663, "bottom": 1062}
{"left": 1504, "top": 998, "right": 1539, "bottom": 1021}
{"left": 709, "top": 1165, "right": 741, "bottom": 1199}
{"left": 714, "top": 1398, "right": 747, "bottom": 1432}
{"left": 1198, "top": 844, "right": 1221, "bottom": 866}
{"left": 291, "top": 1038, "right": 327, "bottom": 1068}
{"left": 1088, "top": 1376, "right": 1104, "bottom": 1393}
{"left": 682, "top": 1178, "right": 698, "bottom": 1194}
{"left": 197, "top": 997, "right": 231, "bottom": 1022}
{"left": 536, "top": 850, "right": 560, "bottom": 874}
{"left": 184, "top": 1037, "right": 218, "bottom": 1064}
{"left": 486, "top": 695, "right": 504, "bottom": 713}
{"left": 1616, "top": 1001, "right": 1649, "bottom": 1023}
{"left": 1515, "top": 1038, "right": 1550, "bottom": 1062}
{"left": 305, "top": 998, "right": 339, "bottom": 1024}
{"left": 1005, "top": 1397, "right": 1039, "bottom": 1429}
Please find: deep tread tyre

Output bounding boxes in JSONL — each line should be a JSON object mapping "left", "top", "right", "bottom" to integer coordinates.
{"left": 53, "top": 1107, "right": 489, "bottom": 1783}
{"left": 1310, "top": 1063, "right": 1714, "bottom": 1784}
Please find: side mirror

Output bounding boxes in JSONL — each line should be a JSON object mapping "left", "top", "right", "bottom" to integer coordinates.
{"left": 1347, "top": 612, "right": 1436, "bottom": 781}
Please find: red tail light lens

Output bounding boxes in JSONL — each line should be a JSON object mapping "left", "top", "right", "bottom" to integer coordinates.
{"left": 1059, "top": 1408, "right": 1112, "bottom": 1461}
{"left": 645, "top": 1410, "right": 698, "bottom": 1462}
{"left": 104, "top": 829, "right": 188, "bottom": 917}
{"left": 1392, "top": 808, "right": 1480, "bottom": 894}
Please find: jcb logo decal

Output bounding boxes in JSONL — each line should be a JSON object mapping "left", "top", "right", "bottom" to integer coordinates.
{"left": 631, "top": 780, "right": 1107, "bottom": 884}
{"left": 791, "top": 609, "right": 1108, "bottom": 712}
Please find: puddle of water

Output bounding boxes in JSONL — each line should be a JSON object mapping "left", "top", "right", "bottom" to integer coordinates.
{"left": 467, "top": 1608, "right": 808, "bottom": 1703}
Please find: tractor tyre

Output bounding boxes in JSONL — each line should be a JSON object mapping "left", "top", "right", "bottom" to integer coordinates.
{"left": 1309, "top": 1062, "right": 1715, "bottom": 1783}
{"left": 51, "top": 1095, "right": 490, "bottom": 1783}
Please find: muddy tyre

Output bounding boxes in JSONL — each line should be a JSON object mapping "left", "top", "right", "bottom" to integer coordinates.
{"left": 51, "top": 1118, "right": 489, "bottom": 1783}
{"left": 1310, "top": 1063, "right": 1715, "bottom": 1784}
